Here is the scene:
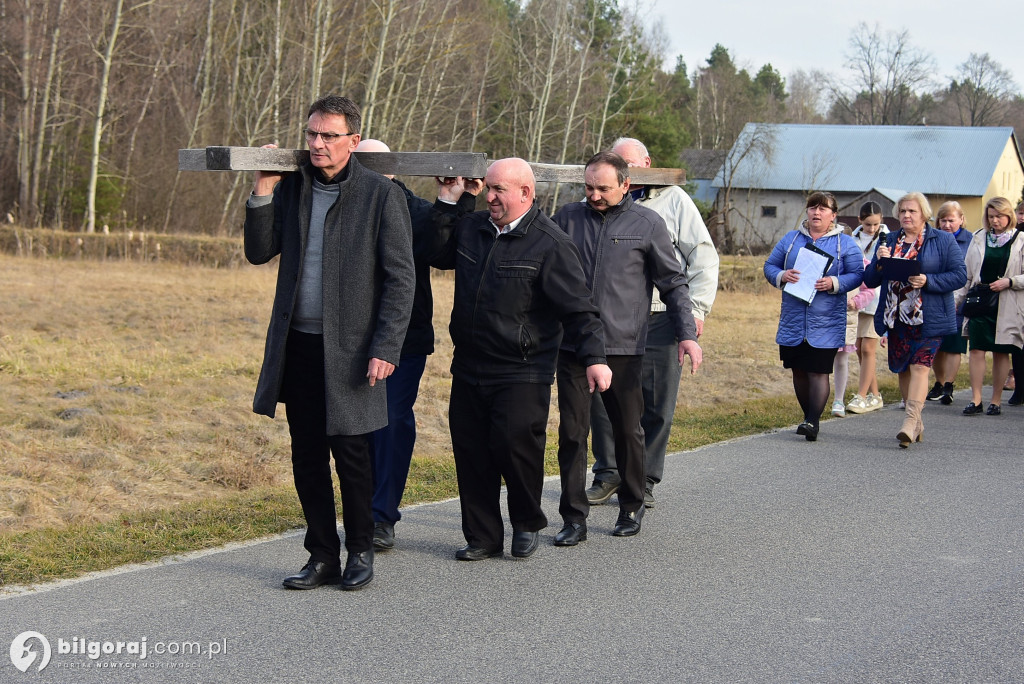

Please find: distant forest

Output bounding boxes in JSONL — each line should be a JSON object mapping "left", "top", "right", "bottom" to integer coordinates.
{"left": 3, "top": 0, "right": 1021, "bottom": 235}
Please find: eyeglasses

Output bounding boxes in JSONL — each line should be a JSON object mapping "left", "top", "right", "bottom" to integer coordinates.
{"left": 303, "top": 129, "right": 356, "bottom": 144}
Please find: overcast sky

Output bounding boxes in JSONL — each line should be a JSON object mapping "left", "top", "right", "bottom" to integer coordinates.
{"left": 646, "top": 0, "right": 1022, "bottom": 93}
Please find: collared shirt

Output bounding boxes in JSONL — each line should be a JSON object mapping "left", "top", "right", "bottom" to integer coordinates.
{"left": 492, "top": 213, "right": 525, "bottom": 236}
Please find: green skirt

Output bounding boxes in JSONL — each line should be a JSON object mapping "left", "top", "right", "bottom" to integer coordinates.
{"left": 967, "top": 314, "right": 1018, "bottom": 353}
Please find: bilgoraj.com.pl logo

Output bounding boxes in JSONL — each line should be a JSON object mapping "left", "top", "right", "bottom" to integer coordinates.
{"left": 10, "top": 631, "right": 51, "bottom": 673}
{"left": 10, "top": 630, "right": 228, "bottom": 673}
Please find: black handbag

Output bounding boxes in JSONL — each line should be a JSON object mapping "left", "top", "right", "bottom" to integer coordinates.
{"left": 962, "top": 283, "right": 999, "bottom": 318}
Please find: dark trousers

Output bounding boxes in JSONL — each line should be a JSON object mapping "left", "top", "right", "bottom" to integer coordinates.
{"left": 557, "top": 352, "right": 645, "bottom": 523}
{"left": 370, "top": 354, "right": 427, "bottom": 525}
{"left": 282, "top": 331, "right": 374, "bottom": 561}
{"left": 448, "top": 376, "right": 549, "bottom": 550}
{"left": 591, "top": 312, "right": 681, "bottom": 488}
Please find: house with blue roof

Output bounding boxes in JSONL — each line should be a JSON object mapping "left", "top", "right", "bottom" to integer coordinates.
{"left": 712, "top": 124, "right": 1024, "bottom": 251}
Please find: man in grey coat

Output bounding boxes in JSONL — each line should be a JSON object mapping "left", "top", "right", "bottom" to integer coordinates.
{"left": 552, "top": 151, "right": 702, "bottom": 543}
{"left": 244, "top": 95, "right": 414, "bottom": 591}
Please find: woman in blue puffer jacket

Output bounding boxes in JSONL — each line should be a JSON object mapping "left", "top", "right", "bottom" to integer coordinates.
{"left": 863, "top": 192, "right": 967, "bottom": 448}
{"left": 764, "top": 192, "right": 864, "bottom": 441}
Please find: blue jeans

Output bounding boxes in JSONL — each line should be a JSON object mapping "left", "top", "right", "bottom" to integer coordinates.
{"left": 370, "top": 354, "right": 427, "bottom": 525}
{"left": 591, "top": 313, "right": 682, "bottom": 488}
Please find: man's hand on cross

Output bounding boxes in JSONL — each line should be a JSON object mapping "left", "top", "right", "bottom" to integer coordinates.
{"left": 252, "top": 144, "right": 290, "bottom": 196}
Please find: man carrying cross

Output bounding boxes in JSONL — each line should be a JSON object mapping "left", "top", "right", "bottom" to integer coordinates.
{"left": 552, "top": 150, "right": 702, "bottom": 543}
{"left": 244, "top": 95, "right": 414, "bottom": 591}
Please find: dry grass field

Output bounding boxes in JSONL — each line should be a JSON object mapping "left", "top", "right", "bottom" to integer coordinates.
{"left": 0, "top": 253, "right": 883, "bottom": 537}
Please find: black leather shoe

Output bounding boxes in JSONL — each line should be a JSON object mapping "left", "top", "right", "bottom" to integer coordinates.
{"left": 510, "top": 530, "right": 539, "bottom": 558}
{"left": 963, "top": 402, "right": 984, "bottom": 415}
{"left": 986, "top": 403, "right": 1001, "bottom": 416}
{"left": 455, "top": 545, "right": 503, "bottom": 561}
{"left": 282, "top": 560, "right": 341, "bottom": 589}
{"left": 340, "top": 550, "right": 374, "bottom": 591}
{"left": 643, "top": 486, "right": 656, "bottom": 509}
{"left": 612, "top": 507, "right": 645, "bottom": 537}
{"left": 796, "top": 421, "right": 818, "bottom": 441}
{"left": 585, "top": 480, "right": 619, "bottom": 505}
{"left": 1008, "top": 394, "right": 1024, "bottom": 406}
{"left": 373, "top": 521, "right": 395, "bottom": 551}
{"left": 553, "top": 522, "right": 587, "bottom": 546}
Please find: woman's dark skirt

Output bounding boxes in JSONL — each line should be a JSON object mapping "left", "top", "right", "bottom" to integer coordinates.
{"left": 780, "top": 340, "right": 838, "bottom": 374}
{"left": 938, "top": 330, "right": 967, "bottom": 354}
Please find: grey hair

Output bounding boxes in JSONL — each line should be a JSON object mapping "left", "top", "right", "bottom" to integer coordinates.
{"left": 611, "top": 137, "right": 648, "bottom": 159}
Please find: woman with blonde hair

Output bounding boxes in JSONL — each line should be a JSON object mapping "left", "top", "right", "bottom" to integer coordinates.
{"left": 863, "top": 192, "right": 967, "bottom": 447}
{"left": 956, "top": 196, "right": 1024, "bottom": 415}
{"left": 926, "top": 201, "right": 973, "bottom": 404}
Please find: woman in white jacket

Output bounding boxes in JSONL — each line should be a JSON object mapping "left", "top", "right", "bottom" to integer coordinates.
{"left": 956, "top": 197, "right": 1024, "bottom": 416}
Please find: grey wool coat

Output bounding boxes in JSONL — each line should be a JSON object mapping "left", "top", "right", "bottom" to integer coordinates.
{"left": 244, "top": 156, "right": 414, "bottom": 435}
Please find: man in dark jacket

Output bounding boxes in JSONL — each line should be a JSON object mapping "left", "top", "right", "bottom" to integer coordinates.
{"left": 431, "top": 158, "right": 611, "bottom": 561}
{"left": 244, "top": 96, "right": 414, "bottom": 591}
{"left": 552, "top": 151, "right": 702, "bottom": 544}
{"left": 355, "top": 139, "right": 465, "bottom": 552}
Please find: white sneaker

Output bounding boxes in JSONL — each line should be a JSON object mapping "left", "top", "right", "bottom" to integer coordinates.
{"left": 846, "top": 395, "right": 868, "bottom": 414}
{"left": 865, "top": 393, "right": 884, "bottom": 412}
{"left": 831, "top": 400, "right": 846, "bottom": 417}
{"left": 898, "top": 398, "right": 906, "bottom": 409}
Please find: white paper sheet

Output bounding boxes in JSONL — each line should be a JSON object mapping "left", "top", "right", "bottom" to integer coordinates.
{"left": 783, "top": 247, "right": 830, "bottom": 303}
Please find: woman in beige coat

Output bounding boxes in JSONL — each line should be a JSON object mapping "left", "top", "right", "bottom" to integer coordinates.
{"left": 956, "top": 197, "right": 1024, "bottom": 415}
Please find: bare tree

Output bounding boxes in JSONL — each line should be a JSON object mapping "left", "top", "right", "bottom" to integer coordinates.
{"left": 84, "top": 0, "right": 149, "bottom": 233}
{"left": 947, "top": 53, "right": 1017, "bottom": 126}
{"left": 829, "top": 22, "right": 935, "bottom": 125}
{"left": 715, "top": 123, "right": 777, "bottom": 252}
{"left": 785, "top": 69, "right": 828, "bottom": 124}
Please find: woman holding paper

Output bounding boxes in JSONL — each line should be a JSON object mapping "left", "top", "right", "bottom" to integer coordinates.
{"left": 955, "top": 196, "right": 1023, "bottom": 416}
{"left": 764, "top": 192, "right": 864, "bottom": 441}
{"left": 863, "top": 192, "right": 967, "bottom": 447}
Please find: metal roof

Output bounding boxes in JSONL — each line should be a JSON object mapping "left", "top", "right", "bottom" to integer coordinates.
{"left": 712, "top": 124, "right": 1020, "bottom": 195}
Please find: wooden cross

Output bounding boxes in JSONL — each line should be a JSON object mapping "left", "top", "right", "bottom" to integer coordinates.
{"left": 178, "top": 147, "right": 687, "bottom": 185}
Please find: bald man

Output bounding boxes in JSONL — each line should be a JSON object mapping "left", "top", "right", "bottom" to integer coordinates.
{"left": 355, "top": 139, "right": 464, "bottom": 552}
{"left": 430, "top": 158, "right": 611, "bottom": 561}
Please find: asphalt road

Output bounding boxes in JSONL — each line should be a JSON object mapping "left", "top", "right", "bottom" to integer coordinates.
{"left": 2, "top": 388, "right": 1023, "bottom": 683}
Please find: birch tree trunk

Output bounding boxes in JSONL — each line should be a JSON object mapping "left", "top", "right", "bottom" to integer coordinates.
{"left": 85, "top": 0, "right": 125, "bottom": 233}
{"left": 29, "top": 0, "right": 66, "bottom": 227}
{"left": 363, "top": 0, "right": 397, "bottom": 136}
{"left": 17, "top": 4, "right": 34, "bottom": 223}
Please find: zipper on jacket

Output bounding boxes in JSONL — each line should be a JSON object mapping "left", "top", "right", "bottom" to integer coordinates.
{"left": 519, "top": 324, "right": 534, "bottom": 361}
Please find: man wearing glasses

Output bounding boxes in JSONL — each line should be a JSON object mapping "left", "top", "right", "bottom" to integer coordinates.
{"left": 244, "top": 95, "right": 414, "bottom": 591}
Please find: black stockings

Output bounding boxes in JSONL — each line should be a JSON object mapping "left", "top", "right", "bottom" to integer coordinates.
{"left": 792, "top": 369, "right": 831, "bottom": 426}
{"left": 1011, "top": 349, "right": 1024, "bottom": 403}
